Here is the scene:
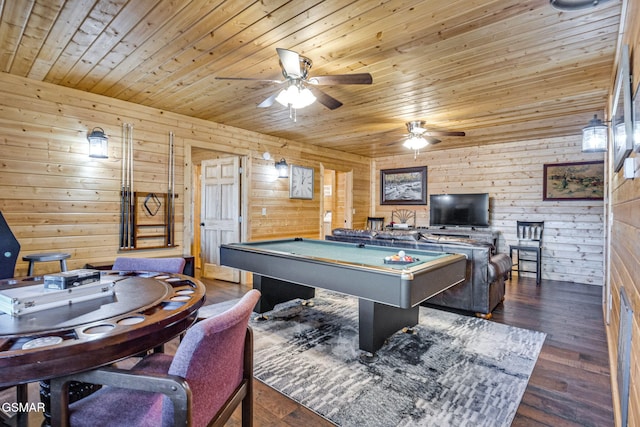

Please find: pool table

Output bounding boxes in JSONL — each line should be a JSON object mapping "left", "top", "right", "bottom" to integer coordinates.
{"left": 220, "top": 238, "right": 466, "bottom": 353}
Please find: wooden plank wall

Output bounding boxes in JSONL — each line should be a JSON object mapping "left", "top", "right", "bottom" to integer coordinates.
{"left": 373, "top": 136, "right": 605, "bottom": 286}
{"left": 0, "top": 71, "right": 370, "bottom": 276}
{"left": 606, "top": 0, "right": 640, "bottom": 425}
{"left": 182, "top": 125, "right": 369, "bottom": 243}
{"left": 0, "top": 72, "right": 187, "bottom": 274}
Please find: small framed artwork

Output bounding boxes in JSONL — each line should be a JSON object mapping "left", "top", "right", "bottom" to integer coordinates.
{"left": 290, "top": 164, "right": 314, "bottom": 199}
{"left": 543, "top": 161, "right": 604, "bottom": 201}
{"left": 380, "top": 166, "right": 427, "bottom": 205}
{"left": 612, "top": 45, "right": 633, "bottom": 171}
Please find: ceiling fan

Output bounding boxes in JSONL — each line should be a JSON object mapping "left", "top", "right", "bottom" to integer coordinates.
{"left": 397, "top": 120, "right": 466, "bottom": 157}
{"left": 215, "top": 48, "right": 373, "bottom": 111}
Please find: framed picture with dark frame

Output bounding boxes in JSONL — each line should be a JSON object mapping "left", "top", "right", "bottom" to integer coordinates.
{"left": 633, "top": 80, "right": 640, "bottom": 152}
{"left": 612, "top": 45, "right": 633, "bottom": 171}
{"left": 543, "top": 161, "right": 604, "bottom": 201}
{"left": 380, "top": 166, "right": 427, "bottom": 205}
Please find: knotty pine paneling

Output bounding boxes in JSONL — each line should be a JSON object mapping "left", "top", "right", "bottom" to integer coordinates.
{"left": 0, "top": 71, "right": 371, "bottom": 276}
{"left": 373, "top": 135, "right": 605, "bottom": 286}
{"left": 0, "top": 0, "right": 622, "bottom": 158}
{"left": 0, "top": 79, "right": 186, "bottom": 275}
{"left": 182, "top": 129, "right": 370, "bottom": 245}
{"left": 604, "top": 0, "right": 640, "bottom": 425}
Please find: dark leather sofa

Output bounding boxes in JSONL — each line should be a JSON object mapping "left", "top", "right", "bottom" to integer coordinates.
{"left": 327, "top": 228, "right": 512, "bottom": 318}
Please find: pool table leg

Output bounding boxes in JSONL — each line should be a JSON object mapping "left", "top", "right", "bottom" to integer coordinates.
{"left": 358, "top": 300, "right": 419, "bottom": 354}
{"left": 252, "top": 274, "right": 315, "bottom": 313}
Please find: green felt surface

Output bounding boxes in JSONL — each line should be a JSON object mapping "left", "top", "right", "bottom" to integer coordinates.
{"left": 237, "top": 239, "right": 449, "bottom": 270}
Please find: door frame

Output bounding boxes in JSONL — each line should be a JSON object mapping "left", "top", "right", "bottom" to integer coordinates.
{"left": 184, "top": 143, "right": 249, "bottom": 278}
{"left": 319, "top": 164, "right": 353, "bottom": 236}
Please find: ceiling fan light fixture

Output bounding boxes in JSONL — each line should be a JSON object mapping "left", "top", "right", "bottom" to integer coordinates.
{"left": 403, "top": 134, "right": 429, "bottom": 151}
{"left": 403, "top": 134, "right": 429, "bottom": 159}
{"left": 275, "top": 84, "right": 316, "bottom": 109}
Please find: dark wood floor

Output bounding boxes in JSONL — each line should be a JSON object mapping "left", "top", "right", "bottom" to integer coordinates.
{"left": 206, "top": 275, "right": 615, "bottom": 427}
{"left": 3, "top": 275, "right": 613, "bottom": 426}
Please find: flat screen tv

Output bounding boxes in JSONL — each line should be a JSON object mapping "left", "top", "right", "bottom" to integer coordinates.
{"left": 429, "top": 193, "right": 490, "bottom": 228}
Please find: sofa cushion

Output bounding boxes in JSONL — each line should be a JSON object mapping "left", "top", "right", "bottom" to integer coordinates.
{"left": 331, "top": 228, "right": 377, "bottom": 238}
{"left": 373, "top": 230, "right": 421, "bottom": 241}
{"left": 419, "top": 234, "right": 489, "bottom": 246}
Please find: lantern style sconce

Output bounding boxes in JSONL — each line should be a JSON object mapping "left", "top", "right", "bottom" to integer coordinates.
{"left": 581, "top": 115, "right": 608, "bottom": 153}
{"left": 87, "top": 127, "right": 108, "bottom": 158}
{"left": 275, "top": 158, "right": 289, "bottom": 178}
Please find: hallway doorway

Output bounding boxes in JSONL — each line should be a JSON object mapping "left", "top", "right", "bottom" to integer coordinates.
{"left": 321, "top": 166, "right": 353, "bottom": 237}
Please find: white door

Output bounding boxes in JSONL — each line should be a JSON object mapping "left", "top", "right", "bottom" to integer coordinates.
{"left": 200, "top": 157, "right": 240, "bottom": 281}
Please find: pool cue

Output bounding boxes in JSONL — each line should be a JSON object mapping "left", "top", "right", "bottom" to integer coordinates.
{"left": 119, "top": 124, "right": 125, "bottom": 248}
{"left": 167, "top": 131, "right": 174, "bottom": 246}
{"left": 128, "top": 124, "right": 134, "bottom": 248}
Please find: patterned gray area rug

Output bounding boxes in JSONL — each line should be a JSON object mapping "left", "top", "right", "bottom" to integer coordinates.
{"left": 251, "top": 290, "right": 546, "bottom": 427}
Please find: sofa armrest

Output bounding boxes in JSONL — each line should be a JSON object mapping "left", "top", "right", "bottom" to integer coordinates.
{"left": 488, "top": 253, "right": 512, "bottom": 282}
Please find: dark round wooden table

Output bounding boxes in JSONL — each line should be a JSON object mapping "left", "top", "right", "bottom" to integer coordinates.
{"left": 0, "top": 271, "right": 206, "bottom": 388}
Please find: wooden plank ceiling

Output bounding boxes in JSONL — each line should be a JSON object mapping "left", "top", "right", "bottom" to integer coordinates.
{"left": 0, "top": 0, "right": 622, "bottom": 158}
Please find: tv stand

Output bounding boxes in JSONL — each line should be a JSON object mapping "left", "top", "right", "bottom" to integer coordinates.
{"left": 424, "top": 227, "right": 499, "bottom": 253}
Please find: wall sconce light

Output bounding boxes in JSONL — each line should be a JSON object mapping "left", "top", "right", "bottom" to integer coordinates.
{"left": 87, "top": 127, "right": 109, "bottom": 158}
{"left": 275, "top": 158, "right": 289, "bottom": 178}
{"left": 550, "top": 0, "right": 612, "bottom": 10}
{"left": 581, "top": 114, "right": 608, "bottom": 153}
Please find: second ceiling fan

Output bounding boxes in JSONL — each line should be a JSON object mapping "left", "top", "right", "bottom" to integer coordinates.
{"left": 398, "top": 121, "right": 466, "bottom": 157}
{"left": 216, "top": 48, "right": 373, "bottom": 111}
{"left": 403, "top": 120, "right": 466, "bottom": 145}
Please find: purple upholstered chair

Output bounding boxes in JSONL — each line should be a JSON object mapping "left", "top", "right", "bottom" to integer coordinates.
{"left": 50, "top": 289, "right": 261, "bottom": 427}
{"left": 112, "top": 257, "right": 186, "bottom": 274}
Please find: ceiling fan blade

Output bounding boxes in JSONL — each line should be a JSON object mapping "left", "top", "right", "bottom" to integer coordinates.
{"left": 308, "top": 73, "right": 373, "bottom": 85}
{"left": 257, "top": 93, "right": 278, "bottom": 108}
{"left": 425, "top": 130, "right": 465, "bottom": 137}
{"left": 215, "top": 77, "right": 284, "bottom": 84}
{"left": 307, "top": 86, "right": 343, "bottom": 110}
{"left": 276, "top": 48, "right": 302, "bottom": 78}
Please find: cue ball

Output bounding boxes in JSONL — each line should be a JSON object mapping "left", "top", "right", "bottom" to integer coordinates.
{"left": 398, "top": 250, "right": 405, "bottom": 258}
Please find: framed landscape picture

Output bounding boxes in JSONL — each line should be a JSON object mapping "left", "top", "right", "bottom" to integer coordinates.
{"left": 543, "top": 161, "right": 604, "bottom": 201}
{"left": 380, "top": 166, "right": 427, "bottom": 205}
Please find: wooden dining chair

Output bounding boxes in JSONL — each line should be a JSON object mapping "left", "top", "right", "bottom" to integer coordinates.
{"left": 391, "top": 209, "right": 416, "bottom": 228}
{"left": 366, "top": 217, "right": 385, "bottom": 231}
{"left": 509, "top": 221, "right": 544, "bottom": 285}
{"left": 50, "top": 289, "right": 262, "bottom": 427}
